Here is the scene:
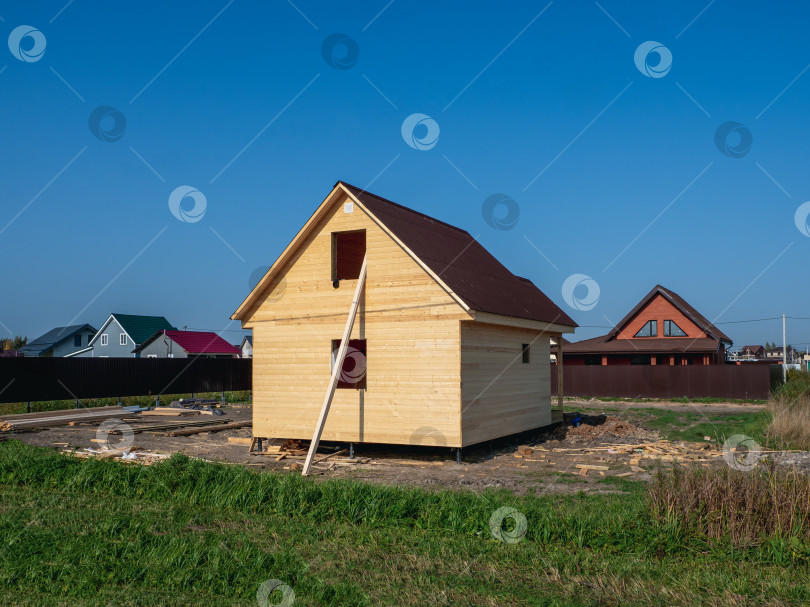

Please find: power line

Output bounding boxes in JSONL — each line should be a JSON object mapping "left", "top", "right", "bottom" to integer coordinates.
{"left": 713, "top": 317, "right": 782, "bottom": 325}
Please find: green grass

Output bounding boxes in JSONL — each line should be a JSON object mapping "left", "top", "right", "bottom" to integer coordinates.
{"left": 0, "top": 441, "right": 808, "bottom": 606}
{"left": 0, "top": 390, "right": 251, "bottom": 416}
{"left": 564, "top": 405, "right": 771, "bottom": 446}
{"left": 628, "top": 408, "right": 771, "bottom": 444}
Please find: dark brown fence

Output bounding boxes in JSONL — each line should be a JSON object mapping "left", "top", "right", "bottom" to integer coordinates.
{"left": 551, "top": 364, "right": 780, "bottom": 400}
{"left": 0, "top": 358, "right": 252, "bottom": 404}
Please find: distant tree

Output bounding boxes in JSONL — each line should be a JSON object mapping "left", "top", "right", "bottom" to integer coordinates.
{"left": 3, "top": 336, "right": 27, "bottom": 350}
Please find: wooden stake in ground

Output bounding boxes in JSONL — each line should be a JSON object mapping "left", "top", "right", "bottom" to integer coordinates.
{"left": 302, "top": 256, "right": 367, "bottom": 476}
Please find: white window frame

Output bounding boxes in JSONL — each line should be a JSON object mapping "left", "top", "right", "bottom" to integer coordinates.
{"left": 120, "top": 334, "right": 128, "bottom": 346}
{"left": 147, "top": 354, "right": 157, "bottom": 358}
{"left": 100, "top": 334, "right": 108, "bottom": 346}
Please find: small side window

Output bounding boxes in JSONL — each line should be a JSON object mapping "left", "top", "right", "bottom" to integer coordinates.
{"left": 100, "top": 334, "right": 108, "bottom": 346}
{"left": 73, "top": 335, "right": 81, "bottom": 347}
{"left": 521, "top": 344, "right": 530, "bottom": 364}
{"left": 634, "top": 320, "right": 658, "bottom": 338}
{"left": 120, "top": 334, "right": 128, "bottom": 346}
{"left": 664, "top": 320, "right": 687, "bottom": 337}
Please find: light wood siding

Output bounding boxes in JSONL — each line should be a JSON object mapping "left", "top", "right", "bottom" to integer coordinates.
{"left": 460, "top": 321, "right": 551, "bottom": 447}
{"left": 244, "top": 195, "right": 468, "bottom": 446}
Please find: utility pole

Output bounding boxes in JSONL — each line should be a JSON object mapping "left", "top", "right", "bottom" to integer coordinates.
{"left": 782, "top": 313, "right": 787, "bottom": 384}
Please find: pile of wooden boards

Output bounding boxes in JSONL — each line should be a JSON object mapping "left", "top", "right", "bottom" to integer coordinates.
{"left": 248, "top": 438, "right": 370, "bottom": 469}
{"left": 0, "top": 406, "right": 139, "bottom": 432}
{"left": 549, "top": 439, "right": 720, "bottom": 463}
{"left": 142, "top": 408, "right": 207, "bottom": 417}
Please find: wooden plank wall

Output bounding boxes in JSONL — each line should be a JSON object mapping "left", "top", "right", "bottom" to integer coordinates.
{"left": 460, "top": 322, "right": 551, "bottom": 447}
{"left": 244, "top": 195, "right": 468, "bottom": 446}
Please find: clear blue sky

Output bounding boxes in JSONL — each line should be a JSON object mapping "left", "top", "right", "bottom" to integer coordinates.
{"left": 1, "top": 1, "right": 809, "bottom": 349}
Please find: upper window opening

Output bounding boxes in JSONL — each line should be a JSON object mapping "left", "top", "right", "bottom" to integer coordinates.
{"left": 634, "top": 320, "right": 658, "bottom": 338}
{"left": 664, "top": 320, "right": 687, "bottom": 337}
{"left": 521, "top": 344, "right": 530, "bottom": 364}
{"left": 332, "top": 230, "right": 366, "bottom": 282}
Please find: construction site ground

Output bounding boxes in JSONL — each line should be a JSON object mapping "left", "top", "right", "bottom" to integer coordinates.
{"left": 3, "top": 398, "right": 781, "bottom": 495}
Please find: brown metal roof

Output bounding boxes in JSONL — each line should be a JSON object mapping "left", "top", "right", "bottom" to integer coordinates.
{"left": 604, "top": 285, "right": 732, "bottom": 344}
{"left": 563, "top": 337, "right": 722, "bottom": 354}
{"left": 340, "top": 182, "right": 576, "bottom": 327}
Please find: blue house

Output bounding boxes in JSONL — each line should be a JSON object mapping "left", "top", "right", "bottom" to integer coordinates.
{"left": 19, "top": 324, "right": 97, "bottom": 357}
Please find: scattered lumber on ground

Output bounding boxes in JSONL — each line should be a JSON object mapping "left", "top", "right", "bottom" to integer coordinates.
{"left": 0, "top": 407, "right": 138, "bottom": 431}
{"left": 142, "top": 409, "right": 200, "bottom": 417}
{"left": 166, "top": 421, "right": 251, "bottom": 437}
{"left": 227, "top": 437, "right": 253, "bottom": 445}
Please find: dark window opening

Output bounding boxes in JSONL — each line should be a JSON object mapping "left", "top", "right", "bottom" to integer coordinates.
{"left": 331, "top": 338, "right": 367, "bottom": 389}
{"left": 521, "top": 344, "right": 530, "bottom": 363}
{"left": 664, "top": 319, "right": 687, "bottom": 337}
{"left": 73, "top": 335, "right": 82, "bottom": 347}
{"left": 585, "top": 355, "right": 601, "bottom": 365}
{"left": 631, "top": 354, "right": 652, "bottom": 365}
{"left": 634, "top": 320, "right": 658, "bottom": 338}
{"left": 332, "top": 230, "right": 366, "bottom": 283}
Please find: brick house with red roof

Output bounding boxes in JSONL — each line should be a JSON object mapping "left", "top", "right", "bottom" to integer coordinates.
{"left": 560, "top": 285, "right": 732, "bottom": 366}
{"left": 134, "top": 329, "right": 240, "bottom": 359}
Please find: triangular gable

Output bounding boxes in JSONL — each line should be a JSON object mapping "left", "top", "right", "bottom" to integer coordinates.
{"left": 604, "top": 285, "right": 731, "bottom": 344}
{"left": 233, "top": 182, "right": 576, "bottom": 330}
{"left": 232, "top": 182, "right": 470, "bottom": 322}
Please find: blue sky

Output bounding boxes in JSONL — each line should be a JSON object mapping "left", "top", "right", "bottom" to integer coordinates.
{"left": 1, "top": 1, "right": 809, "bottom": 349}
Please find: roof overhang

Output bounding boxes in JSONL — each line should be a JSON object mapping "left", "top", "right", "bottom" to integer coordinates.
{"left": 469, "top": 311, "right": 576, "bottom": 334}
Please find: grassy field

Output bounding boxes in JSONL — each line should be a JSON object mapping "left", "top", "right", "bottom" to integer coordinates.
{"left": 587, "top": 406, "right": 771, "bottom": 445}
{"left": 1, "top": 441, "right": 808, "bottom": 606}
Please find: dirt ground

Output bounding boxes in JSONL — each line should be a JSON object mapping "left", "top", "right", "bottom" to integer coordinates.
{"left": 2, "top": 402, "right": 747, "bottom": 495}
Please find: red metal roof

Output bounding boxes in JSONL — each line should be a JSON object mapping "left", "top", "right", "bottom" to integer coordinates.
{"left": 164, "top": 330, "right": 240, "bottom": 355}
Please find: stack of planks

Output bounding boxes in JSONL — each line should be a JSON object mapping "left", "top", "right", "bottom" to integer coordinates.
{"left": 0, "top": 406, "right": 138, "bottom": 432}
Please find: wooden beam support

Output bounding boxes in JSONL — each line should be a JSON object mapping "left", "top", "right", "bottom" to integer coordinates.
{"left": 302, "top": 256, "right": 367, "bottom": 476}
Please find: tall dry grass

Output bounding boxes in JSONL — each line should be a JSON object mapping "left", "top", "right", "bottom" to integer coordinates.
{"left": 767, "top": 394, "right": 810, "bottom": 450}
{"left": 649, "top": 464, "right": 810, "bottom": 545}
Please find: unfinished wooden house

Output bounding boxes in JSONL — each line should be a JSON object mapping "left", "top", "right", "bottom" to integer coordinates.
{"left": 232, "top": 182, "right": 576, "bottom": 452}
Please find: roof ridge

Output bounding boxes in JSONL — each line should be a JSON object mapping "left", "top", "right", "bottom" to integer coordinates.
{"left": 338, "top": 181, "right": 469, "bottom": 235}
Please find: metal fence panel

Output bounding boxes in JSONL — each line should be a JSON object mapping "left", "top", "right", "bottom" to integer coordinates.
{"left": 550, "top": 364, "right": 778, "bottom": 400}
{"left": 0, "top": 358, "right": 252, "bottom": 404}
